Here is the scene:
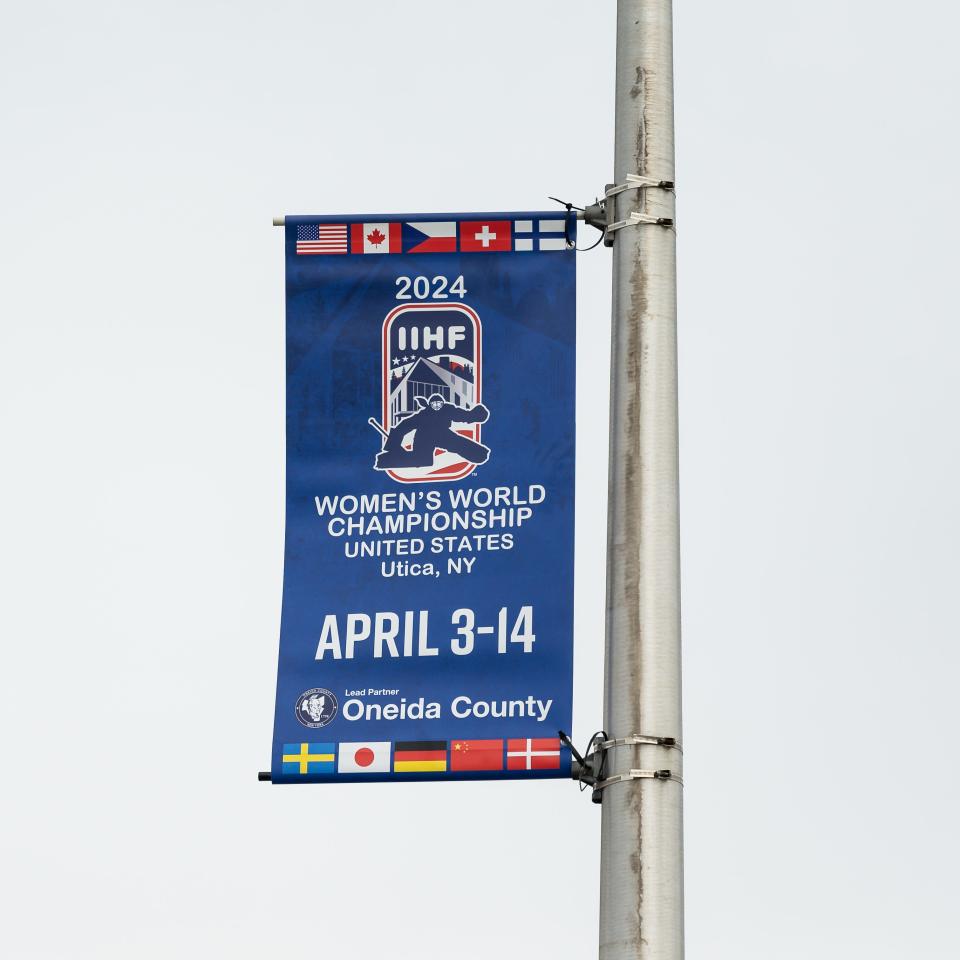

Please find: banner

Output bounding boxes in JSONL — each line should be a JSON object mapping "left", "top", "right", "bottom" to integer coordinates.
{"left": 271, "top": 212, "right": 576, "bottom": 783}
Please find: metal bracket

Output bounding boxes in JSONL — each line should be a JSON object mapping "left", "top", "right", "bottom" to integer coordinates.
{"left": 559, "top": 729, "right": 606, "bottom": 788}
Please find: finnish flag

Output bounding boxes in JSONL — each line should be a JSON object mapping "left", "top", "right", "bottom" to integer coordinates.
{"left": 513, "top": 218, "right": 569, "bottom": 252}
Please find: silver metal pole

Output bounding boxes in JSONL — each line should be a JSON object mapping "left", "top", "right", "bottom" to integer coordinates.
{"left": 599, "top": 1, "right": 682, "bottom": 959}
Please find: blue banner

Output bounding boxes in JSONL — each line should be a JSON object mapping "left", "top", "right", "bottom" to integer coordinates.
{"left": 271, "top": 212, "right": 576, "bottom": 783}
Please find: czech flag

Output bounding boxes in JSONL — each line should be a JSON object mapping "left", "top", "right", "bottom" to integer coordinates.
{"left": 404, "top": 221, "right": 457, "bottom": 253}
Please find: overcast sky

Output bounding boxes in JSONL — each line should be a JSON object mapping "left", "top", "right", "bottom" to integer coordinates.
{"left": 2, "top": 1, "right": 959, "bottom": 957}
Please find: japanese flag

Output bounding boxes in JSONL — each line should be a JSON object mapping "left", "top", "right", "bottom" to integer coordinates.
{"left": 338, "top": 741, "right": 391, "bottom": 773}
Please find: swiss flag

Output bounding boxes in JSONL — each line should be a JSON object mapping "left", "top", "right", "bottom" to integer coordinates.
{"left": 460, "top": 220, "right": 511, "bottom": 252}
{"left": 351, "top": 222, "right": 402, "bottom": 254}
{"left": 506, "top": 737, "right": 561, "bottom": 770}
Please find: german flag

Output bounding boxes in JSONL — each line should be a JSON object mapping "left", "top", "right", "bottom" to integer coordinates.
{"left": 394, "top": 741, "right": 447, "bottom": 773}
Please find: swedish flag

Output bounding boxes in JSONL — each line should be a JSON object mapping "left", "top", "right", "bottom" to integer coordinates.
{"left": 282, "top": 742, "right": 335, "bottom": 775}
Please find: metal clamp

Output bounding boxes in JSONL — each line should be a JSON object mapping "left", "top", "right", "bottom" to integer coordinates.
{"left": 592, "top": 769, "right": 684, "bottom": 794}
{"left": 606, "top": 210, "right": 675, "bottom": 234}
{"left": 605, "top": 173, "right": 675, "bottom": 198}
{"left": 599, "top": 734, "right": 682, "bottom": 752}
{"left": 588, "top": 733, "right": 682, "bottom": 801}
{"left": 561, "top": 730, "right": 683, "bottom": 804}
{"left": 601, "top": 175, "right": 676, "bottom": 245}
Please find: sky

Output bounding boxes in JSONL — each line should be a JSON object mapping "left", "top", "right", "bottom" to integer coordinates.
{"left": 2, "top": 1, "right": 959, "bottom": 957}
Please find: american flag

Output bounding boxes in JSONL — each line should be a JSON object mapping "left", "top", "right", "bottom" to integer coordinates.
{"left": 296, "top": 223, "right": 348, "bottom": 255}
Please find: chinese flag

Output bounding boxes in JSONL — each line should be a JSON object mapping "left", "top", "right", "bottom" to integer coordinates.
{"left": 450, "top": 739, "right": 503, "bottom": 771}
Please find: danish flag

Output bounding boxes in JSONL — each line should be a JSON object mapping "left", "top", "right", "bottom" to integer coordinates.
{"left": 506, "top": 737, "right": 561, "bottom": 770}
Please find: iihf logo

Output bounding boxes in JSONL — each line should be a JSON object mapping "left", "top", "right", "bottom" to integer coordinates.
{"left": 369, "top": 304, "right": 490, "bottom": 483}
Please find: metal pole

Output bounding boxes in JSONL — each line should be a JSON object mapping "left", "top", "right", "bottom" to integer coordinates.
{"left": 599, "top": 1, "right": 682, "bottom": 959}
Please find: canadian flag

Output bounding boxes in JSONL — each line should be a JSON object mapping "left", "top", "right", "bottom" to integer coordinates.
{"left": 351, "top": 222, "right": 402, "bottom": 254}
{"left": 337, "top": 741, "right": 391, "bottom": 773}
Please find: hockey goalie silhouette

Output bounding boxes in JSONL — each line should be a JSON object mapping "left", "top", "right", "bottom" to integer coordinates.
{"left": 369, "top": 394, "right": 490, "bottom": 470}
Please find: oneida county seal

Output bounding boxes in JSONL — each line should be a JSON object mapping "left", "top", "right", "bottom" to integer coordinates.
{"left": 295, "top": 688, "right": 338, "bottom": 728}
